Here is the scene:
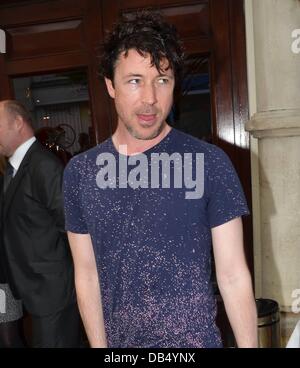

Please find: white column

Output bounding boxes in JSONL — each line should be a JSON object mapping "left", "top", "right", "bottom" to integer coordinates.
{"left": 245, "top": 0, "right": 300, "bottom": 346}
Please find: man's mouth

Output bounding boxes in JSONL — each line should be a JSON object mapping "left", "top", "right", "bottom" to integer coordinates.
{"left": 137, "top": 114, "right": 157, "bottom": 123}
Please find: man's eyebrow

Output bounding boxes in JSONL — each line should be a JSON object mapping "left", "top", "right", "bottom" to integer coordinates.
{"left": 122, "top": 74, "right": 143, "bottom": 79}
{"left": 158, "top": 73, "right": 174, "bottom": 78}
{"left": 122, "top": 73, "right": 174, "bottom": 79}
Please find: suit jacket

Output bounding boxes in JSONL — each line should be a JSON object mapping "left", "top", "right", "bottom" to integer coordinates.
{"left": 1, "top": 141, "right": 75, "bottom": 316}
{"left": 0, "top": 174, "right": 6, "bottom": 282}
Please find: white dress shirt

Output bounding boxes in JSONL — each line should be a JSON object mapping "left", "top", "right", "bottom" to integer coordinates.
{"left": 9, "top": 136, "right": 36, "bottom": 177}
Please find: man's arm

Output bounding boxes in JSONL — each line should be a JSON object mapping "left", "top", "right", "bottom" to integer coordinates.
{"left": 33, "top": 156, "right": 66, "bottom": 232}
{"left": 67, "top": 231, "right": 107, "bottom": 348}
{"left": 212, "top": 217, "right": 258, "bottom": 348}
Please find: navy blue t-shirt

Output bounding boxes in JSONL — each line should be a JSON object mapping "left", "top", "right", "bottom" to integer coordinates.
{"left": 63, "top": 128, "right": 249, "bottom": 348}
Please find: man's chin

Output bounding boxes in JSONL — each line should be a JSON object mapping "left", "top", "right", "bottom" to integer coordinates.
{"left": 134, "top": 132, "right": 160, "bottom": 141}
{"left": 127, "top": 123, "right": 165, "bottom": 141}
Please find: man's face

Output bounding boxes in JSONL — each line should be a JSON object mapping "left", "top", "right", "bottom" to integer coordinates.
{"left": 105, "top": 49, "right": 175, "bottom": 141}
{"left": 0, "top": 104, "right": 18, "bottom": 157}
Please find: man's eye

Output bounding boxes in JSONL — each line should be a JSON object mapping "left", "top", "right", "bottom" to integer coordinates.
{"left": 158, "top": 78, "right": 169, "bottom": 84}
{"left": 128, "top": 79, "right": 140, "bottom": 84}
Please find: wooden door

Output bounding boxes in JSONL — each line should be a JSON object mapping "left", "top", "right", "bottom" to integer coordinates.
{"left": 0, "top": 0, "right": 111, "bottom": 143}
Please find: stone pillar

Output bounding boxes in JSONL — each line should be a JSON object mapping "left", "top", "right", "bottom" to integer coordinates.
{"left": 245, "top": 0, "right": 300, "bottom": 346}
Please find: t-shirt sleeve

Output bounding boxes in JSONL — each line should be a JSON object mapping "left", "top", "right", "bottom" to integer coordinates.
{"left": 63, "top": 157, "right": 89, "bottom": 234}
{"left": 206, "top": 146, "right": 250, "bottom": 228}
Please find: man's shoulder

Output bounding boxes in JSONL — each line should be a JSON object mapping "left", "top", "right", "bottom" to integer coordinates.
{"left": 26, "top": 141, "right": 59, "bottom": 164}
{"left": 171, "top": 129, "right": 225, "bottom": 156}
{"left": 65, "top": 138, "right": 112, "bottom": 174}
{"left": 170, "top": 130, "right": 233, "bottom": 175}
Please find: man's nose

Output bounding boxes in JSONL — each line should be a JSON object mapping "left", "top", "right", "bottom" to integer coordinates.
{"left": 141, "top": 84, "right": 157, "bottom": 106}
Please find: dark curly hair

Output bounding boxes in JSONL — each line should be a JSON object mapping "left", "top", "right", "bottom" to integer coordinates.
{"left": 100, "top": 10, "right": 185, "bottom": 88}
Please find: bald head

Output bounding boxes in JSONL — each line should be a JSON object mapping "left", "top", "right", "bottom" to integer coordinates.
{"left": 0, "top": 100, "right": 34, "bottom": 157}
{"left": 2, "top": 100, "right": 33, "bottom": 126}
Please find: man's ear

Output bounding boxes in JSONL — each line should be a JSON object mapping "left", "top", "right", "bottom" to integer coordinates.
{"left": 14, "top": 115, "right": 24, "bottom": 131}
{"left": 104, "top": 77, "right": 115, "bottom": 99}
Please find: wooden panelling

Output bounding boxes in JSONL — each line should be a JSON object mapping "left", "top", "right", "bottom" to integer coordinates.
{"left": 6, "top": 20, "right": 84, "bottom": 60}
{"left": 102, "top": 1, "right": 210, "bottom": 54}
{"left": 0, "top": 54, "right": 13, "bottom": 99}
{"left": 123, "top": 3, "right": 210, "bottom": 40}
{"left": 5, "top": 51, "right": 88, "bottom": 75}
{"left": 228, "top": 0, "right": 253, "bottom": 276}
{"left": 184, "top": 38, "right": 211, "bottom": 54}
{"left": 0, "top": 0, "right": 108, "bottom": 148}
{"left": 0, "top": 0, "right": 85, "bottom": 27}
{"left": 119, "top": 0, "right": 208, "bottom": 10}
{"left": 210, "top": 0, "right": 235, "bottom": 147}
{"left": 81, "top": 0, "right": 107, "bottom": 143}
{"left": 163, "top": 4, "right": 210, "bottom": 39}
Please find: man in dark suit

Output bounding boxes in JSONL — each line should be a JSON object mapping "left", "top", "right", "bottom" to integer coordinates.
{"left": 0, "top": 100, "right": 81, "bottom": 347}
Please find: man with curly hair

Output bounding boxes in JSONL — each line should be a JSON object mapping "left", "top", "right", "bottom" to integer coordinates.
{"left": 64, "top": 11, "right": 257, "bottom": 348}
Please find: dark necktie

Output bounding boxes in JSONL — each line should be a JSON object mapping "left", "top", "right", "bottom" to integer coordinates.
{"left": 3, "top": 161, "right": 14, "bottom": 194}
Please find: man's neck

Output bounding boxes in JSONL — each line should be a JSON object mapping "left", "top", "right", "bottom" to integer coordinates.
{"left": 10, "top": 135, "right": 34, "bottom": 156}
{"left": 112, "top": 123, "right": 171, "bottom": 156}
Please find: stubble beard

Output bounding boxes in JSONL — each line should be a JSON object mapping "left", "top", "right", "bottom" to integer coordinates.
{"left": 124, "top": 119, "right": 166, "bottom": 141}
